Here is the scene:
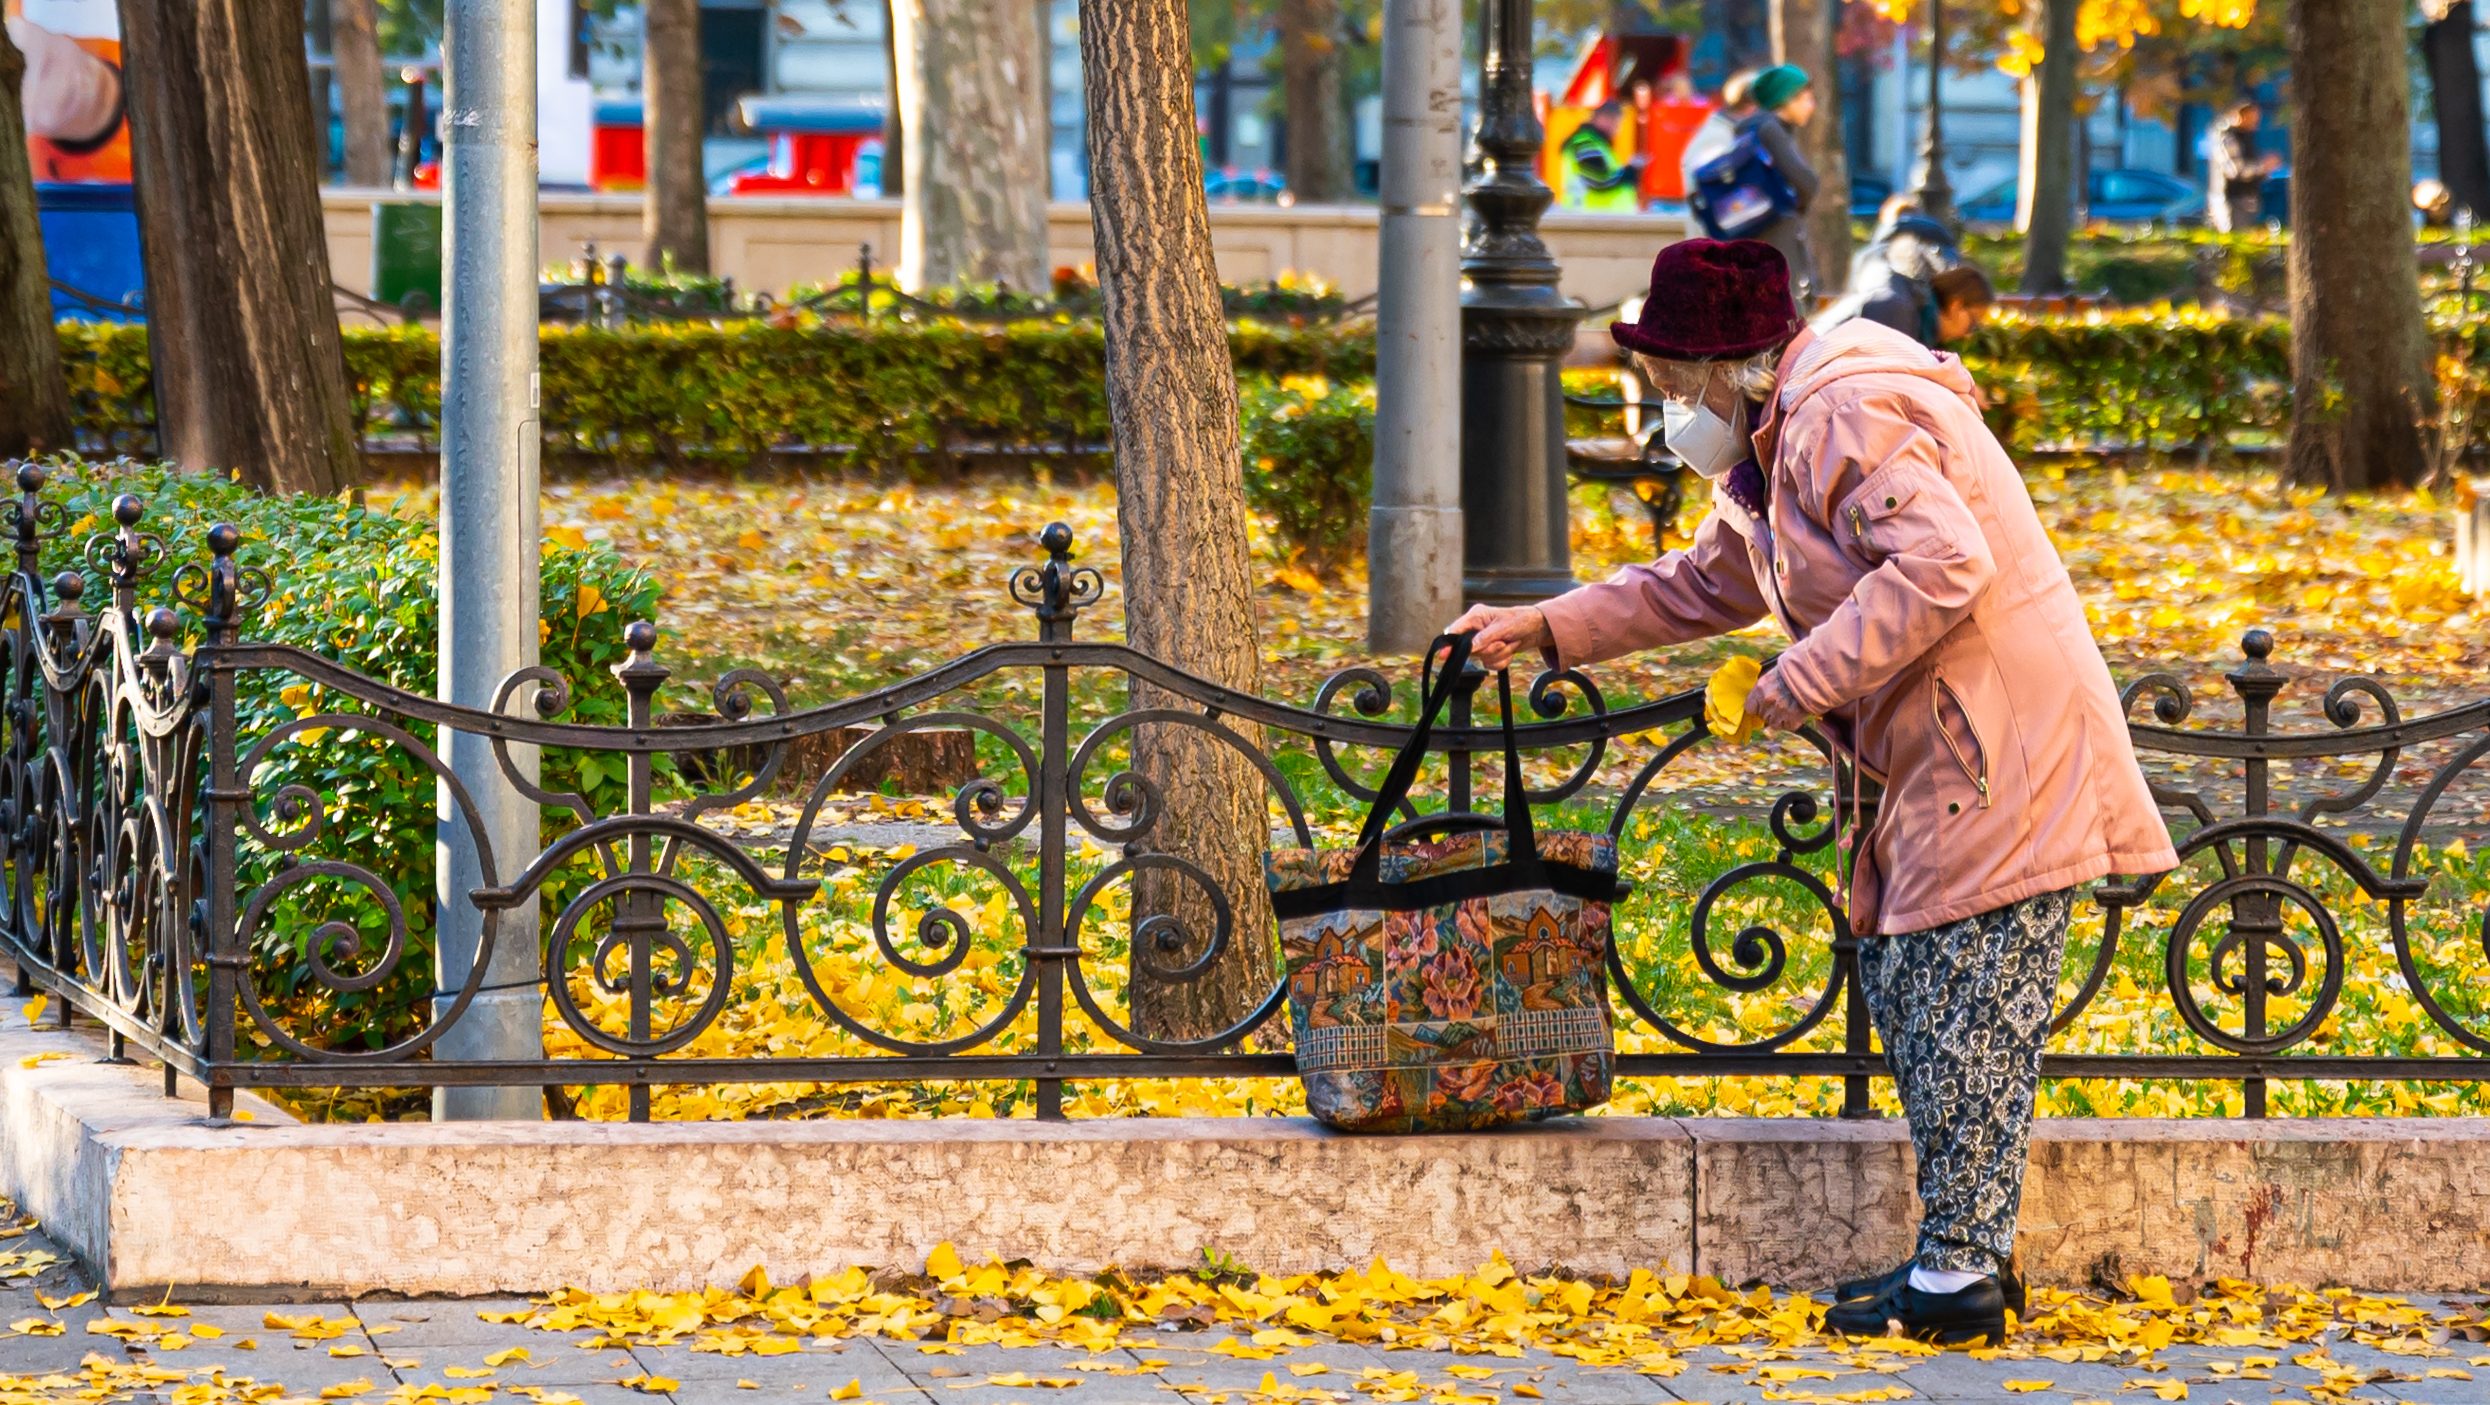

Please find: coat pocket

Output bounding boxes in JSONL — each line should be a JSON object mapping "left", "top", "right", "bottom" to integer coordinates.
{"left": 1930, "top": 669, "right": 1993, "bottom": 810}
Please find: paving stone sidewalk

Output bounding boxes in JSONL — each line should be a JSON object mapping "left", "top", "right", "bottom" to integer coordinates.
{"left": 0, "top": 1219, "right": 2470, "bottom": 1405}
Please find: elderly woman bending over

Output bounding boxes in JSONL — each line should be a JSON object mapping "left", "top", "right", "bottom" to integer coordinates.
{"left": 1452, "top": 240, "right": 2176, "bottom": 1346}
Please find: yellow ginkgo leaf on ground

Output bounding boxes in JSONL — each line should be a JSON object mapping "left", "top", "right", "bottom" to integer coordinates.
{"left": 1704, "top": 655, "right": 1764, "bottom": 742}
{"left": 925, "top": 1243, "right": 964, "bottom": 1281}
{"left": 443, "top": 1365, "right": 494, "bottom": 1378}
{"left": 737, "top": 1381, "right": 760, "bottom": 1390}
{"left": 2002, "top": 1382, "right": 2053, "bottom": 1394}
{"left": 22, "top": 993, "right": 44, "bottom": 1025}
{"left": 318, "top": 1381, "right": 373, "bottom": 1400}
{"left": 1513, "top": 1387, "right": 1543, "bottom": 1400}
{"left": 17, "top": 1051, "right": 69, "bottom": 1069}
{"left": 620, "top": 1374, "right": 678, "bottom": 1394}
{"left": 485, "top": 1347, "right": 531, "bottom": 1367}
{"left": 831, "top": 1380, "right": 863, "bottom": 1400}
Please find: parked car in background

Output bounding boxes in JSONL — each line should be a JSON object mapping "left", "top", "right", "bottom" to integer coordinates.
{"left": 1205, "top": 168, "right": 1288, "bottom": 203}
{"left": 1955, "top": 168, "right": 2207, "bottom": 226}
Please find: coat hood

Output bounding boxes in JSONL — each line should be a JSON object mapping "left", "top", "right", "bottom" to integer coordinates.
{"left": 1776, "top": 318, "right": 1982, "bottom": 416}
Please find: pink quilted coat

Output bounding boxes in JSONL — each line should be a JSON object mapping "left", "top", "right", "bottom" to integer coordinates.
{"left": 1538, "top": 321, "right": 2177, "bottom": 935}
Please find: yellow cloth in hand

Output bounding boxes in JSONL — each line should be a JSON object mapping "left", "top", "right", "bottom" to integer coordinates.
{"left": 1704, "top": 655, "right": 1764, "bottom": 743}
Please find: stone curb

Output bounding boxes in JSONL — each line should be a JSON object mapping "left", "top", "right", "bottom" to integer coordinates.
{"left": 2, "top": 992, "right": 2484, "bottom": 1298}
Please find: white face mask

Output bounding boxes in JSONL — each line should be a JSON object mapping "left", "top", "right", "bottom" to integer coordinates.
{"left": 1660, "top": 371, "right": 1752, "bottom": 480}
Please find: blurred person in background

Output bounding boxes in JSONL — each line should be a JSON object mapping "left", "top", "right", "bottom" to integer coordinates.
{"left": 2206, "top": 100, "right": 2280, "bottom": 234}
{"left": 1730, "top": 64, "right": 1822, "bottom": 304}
{"left": 1564, "top": 99, "right": 1647, "bottom": 213}
{"left": 1678, "top": 68, "right": 1758, "bottom": 198}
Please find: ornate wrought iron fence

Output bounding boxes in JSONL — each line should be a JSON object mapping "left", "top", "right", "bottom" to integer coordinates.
{"left": 2, "top": 469, "right": 2485, "bottom": 1122}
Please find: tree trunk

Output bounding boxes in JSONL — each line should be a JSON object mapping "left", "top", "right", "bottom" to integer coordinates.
{"left": 332, "top": 0, "right": 391, "bottom": 187}
{"left": 2015, "top": 0, "right": 2080, "bottom": 293}
{"left": 1280, "top": 0, "right": 1349, "bottom": 202}
{"left": 116, "top": 0, "right": 357, "bottom": 494}
{"left": 1770, "top": 0, "right": 1850, "bottom": 295}
{"left": 1076, "top": 0, "right": 1274, "bottom": 1043}
{"left": 2287, "top": 0, "right": 2431, "bottom": 492}
{"left": 2424, "top": 1, "right": 2490, "bottom": 218}
{"left": 880, "top": 0, "right": 904, "bottom": 198}
{"left": 642, "top": 0, "right": 709, "bottom": 273}
{"left": 0, "top": 24, "right": 74, "bottom": 459}
{"left": 890, "top": 0, "right": 1050, "bottom": 291}
{"left": 1709, "top": 0, "right": 1775, "bottom": 69}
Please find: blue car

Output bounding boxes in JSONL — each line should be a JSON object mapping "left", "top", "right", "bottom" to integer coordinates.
{"left": 1954, "top": 168, "right": 2206, "bottom": 226}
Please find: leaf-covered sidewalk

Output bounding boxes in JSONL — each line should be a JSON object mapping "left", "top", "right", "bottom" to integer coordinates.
{"left": 2, "top": 1202, "right": 2484, "bottom": 1405}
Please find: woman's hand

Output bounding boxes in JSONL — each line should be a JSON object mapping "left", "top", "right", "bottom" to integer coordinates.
{"left": 1744, "top": 670, "right": 1810, "bottom": 732}
{"left": 1446, "top": 604, "right": 1550, "bottom": 671}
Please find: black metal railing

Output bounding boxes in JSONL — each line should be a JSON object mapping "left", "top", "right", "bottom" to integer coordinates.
{"left": 2, "top": 467, "right": 2484, "bottom": 1122}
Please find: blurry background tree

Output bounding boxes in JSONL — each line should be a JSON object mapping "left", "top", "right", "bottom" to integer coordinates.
{"left": 891, "top": 0, "right": 1051, "bottom": 289}
{"left": 1774, "top": 0, "right": 1850, "bottom": 301}
{"left": 2422, "top": 0, "right": 2490, "bottom": 219}
{"left": 119, "top": 0, "right": 358, "bottom": 494}
{"left": 641, "top": 0, "right": 708, "bottom": 270}
{"left": 2286, "top": 0, "right": 2429, "bottom": 491}
{"left": 0, "top": 21, "right": 73, "bottom": 458}
{"left": 330, "top": 0, "right": 392, "bottom": 187}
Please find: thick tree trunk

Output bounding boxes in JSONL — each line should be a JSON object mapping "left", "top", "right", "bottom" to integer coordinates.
{"left": 117, "top": 1, "right": 356, "bottom": 494}
{"left": 332, "top": 0, "right": 391, "bottom": 188}
{"left": 1076, "top": 0, "right": 1274, "bottom": 1043}
{"left": 2286, "top": 0, "right": 2431, "bottom": 492}
{"left": 0, "top": 25, "right": 75, "bottom": 458}
{"left": 2424, "top": 1, "right": 2490, "bottom": 218}
{"left": 1279, "top": 0, "right": 1349, "bottom": 203}
{"left": 1770, "top": 0, "right": 1849, "bottom": 295}
{"left": 892, "top": 0, "right": 1051, "bottom": 290}
{"left": 2016, "top": 0, "right": 2080, "bottom": 293}
{"left": 642, "top": 0, "right": 709, "bottom": 273}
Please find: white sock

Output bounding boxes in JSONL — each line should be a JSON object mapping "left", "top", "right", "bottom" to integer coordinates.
{"left": 1909, "top": 1266, "right": 1990, "bottom": 1294}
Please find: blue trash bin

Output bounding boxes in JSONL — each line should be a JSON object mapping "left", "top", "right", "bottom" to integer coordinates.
{"left": 36, "top": 182, "right": 146, "bottom": 322}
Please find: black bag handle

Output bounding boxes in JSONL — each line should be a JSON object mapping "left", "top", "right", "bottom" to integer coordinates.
{"left": 1349, "top": 633, "right": 1540, "bottom": 886}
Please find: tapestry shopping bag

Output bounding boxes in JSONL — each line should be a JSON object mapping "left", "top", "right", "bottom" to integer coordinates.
{"left": 1265, "top": 633, "right": 1624, "bottom": 1134}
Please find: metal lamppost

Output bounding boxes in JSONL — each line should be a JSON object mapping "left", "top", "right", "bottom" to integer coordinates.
{"left": 1903, "top": 0, "right": 1954, "bottom": 225}
{"left": 1458, "top": 0, "right": 1584, "bottom": 605}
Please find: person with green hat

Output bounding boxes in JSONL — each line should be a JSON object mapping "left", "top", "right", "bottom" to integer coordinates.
{"left": 1732, "top": 63, "right": 1822, "bottom": 305}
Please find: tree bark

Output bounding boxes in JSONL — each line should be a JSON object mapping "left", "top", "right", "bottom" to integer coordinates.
{"left": 2286, "top": 0, "right": 2431, "bottom": 492}
{"left": 890, "top": 0, "right": 1051, "bottom": 291}
{"left": 0, "top": 24, "right": 75, "bottom": 459}
{"left": 2424, "top": 1, "right": 2490, "bottom": 218}
{"left": 2016, "top": 0, "right": 2080, "bottom": 293}
{"left": 1279, "top": 0, "right": 1349, "bottom": 202}
{"left": 641, "top": 0, "right": 709, "bottom": 273}
{"left": 332, "top": 0, "right": 391, "bottom": 188}
{"left": 1076, "top": 0, "right": 1274, "bottom": 1043}
{"left": 116, "top": 0, "right": 357, "bottom": 494}
{"left": 1770, "top": 0, "right": 1850, "bottom": 295}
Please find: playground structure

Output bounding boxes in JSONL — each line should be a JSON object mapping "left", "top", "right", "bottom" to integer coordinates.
{"left": 1539, "top": 29, "right": 1715, "bottom": 211}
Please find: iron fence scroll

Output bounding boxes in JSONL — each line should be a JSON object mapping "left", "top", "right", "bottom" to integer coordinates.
{"left": 1, "top": 467, "right": 2485, "bottom": 1121}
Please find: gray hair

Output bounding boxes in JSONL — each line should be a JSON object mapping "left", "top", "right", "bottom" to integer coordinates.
{"left": 1633, "top": 345, "right": 1786, "bottom": 404}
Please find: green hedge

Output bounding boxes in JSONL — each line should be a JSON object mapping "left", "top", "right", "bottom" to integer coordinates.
{"left": 29, "top": 458, "right": 661, "bottom": 1048}
{"left": 58, "top": 319, "right": 1378, "bottom": 466}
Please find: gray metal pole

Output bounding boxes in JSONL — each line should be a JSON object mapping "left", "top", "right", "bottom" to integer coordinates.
{"left": 435, "top": 0, "right": 543, "bottom": 1121}
{"left": 1368, "top": 0, "right": 1465, "bottom": 653}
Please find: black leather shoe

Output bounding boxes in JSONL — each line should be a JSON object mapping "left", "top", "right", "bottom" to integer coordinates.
{"left": 1823, "top": 1275, "right": 2010, "bottom": 1346}
{"left": 1835, "top": 1256, "right": 2027, "bottom": 1318}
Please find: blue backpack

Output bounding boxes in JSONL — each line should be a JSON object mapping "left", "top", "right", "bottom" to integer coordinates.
{"left": 1689, "top": 127, "right": 1799, "bottom": 241}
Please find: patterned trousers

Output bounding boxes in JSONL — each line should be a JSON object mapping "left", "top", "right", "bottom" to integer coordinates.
{"left": 1856, "top": 888, "right": 2074, "bottom": 1276}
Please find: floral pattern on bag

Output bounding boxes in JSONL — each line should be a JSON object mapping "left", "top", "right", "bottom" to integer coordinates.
{"left": 1267, "top": 830, "right": 1618, "bottom": 1134}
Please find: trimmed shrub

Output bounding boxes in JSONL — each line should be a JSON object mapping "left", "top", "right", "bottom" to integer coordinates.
{"left": 28, "top": 458, "right": 661, "bottom": 1048}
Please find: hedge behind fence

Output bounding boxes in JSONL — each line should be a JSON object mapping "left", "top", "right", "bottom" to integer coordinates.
{"left": 64, "top": 313, "right": 2490, "bottom": 466}
{"left": 59, "top": 319, "right": 1380, "bottom": 464}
